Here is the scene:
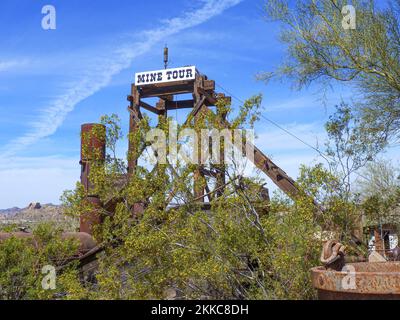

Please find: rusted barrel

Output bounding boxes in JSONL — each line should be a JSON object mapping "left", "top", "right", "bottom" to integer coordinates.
{"left": 80, "top": 123, "right": 106, "bottom": 235}
{"left": 80, "top": 123, "right": 106, "bottom": 164}
{"left": 311, "top": 262, "right": 400, "bottom": 300}
{"left": 0, "top": 232, "right": 97, "bottom": 255}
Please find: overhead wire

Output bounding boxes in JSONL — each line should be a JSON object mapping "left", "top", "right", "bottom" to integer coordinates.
{"left": 214, "top": 82, "right": 373, "bottom": 183}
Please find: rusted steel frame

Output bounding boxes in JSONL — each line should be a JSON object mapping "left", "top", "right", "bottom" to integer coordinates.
{"left": 198, "top": 87, "right": 298, "bottom": 197}
{"left": 200, "top": 107, "right": 299, "bottom": 198}
{"left": 80, "top": 123, "right": 106, "bottom": 235}
{"left": 77, "top": 246, "right": 104, "bottom": 268}
{"left": 103, "top": 196, "right": 123, "bottom": 214}
{"left": 80, "top": 123, "right": 106, "bottom": 193}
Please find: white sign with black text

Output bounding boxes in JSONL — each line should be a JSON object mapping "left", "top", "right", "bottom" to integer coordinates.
{"left": 135, "top": 66, "right": 196, "bottom": 86}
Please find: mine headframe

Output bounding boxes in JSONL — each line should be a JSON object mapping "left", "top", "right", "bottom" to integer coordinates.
{"left": 73, "top": 64, "right": 303, "bottom": 267}
{"left": 125, "top": 65, "right": 299, "bottom": 207}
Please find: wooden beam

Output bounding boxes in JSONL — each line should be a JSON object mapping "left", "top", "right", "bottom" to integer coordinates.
{"left": 127, "top": 105, "right": 143, "bottom": 122}
{"left": 128, "top": 104, "right": 140, "bottom": 176}
{"left": 197, "top": 88, "right": 231, "bottom": 106}
{"left": 138, "top": 79, "right": 194, "bottom": 90}
{"left": 165, "top": 99, "right": 216, "bottom": 110}
{"left": 139, "top": 81, "right": 195, "bottom": 98}
{"left": 165, "top": 99, "right": 194, "bottom": 110}
{"left": 139, "top": 100, "right": 163, "bottom": 115}
{"left": 200, "top": 168, "right": 219, "bottom": 178}
{"left": 203, "top": 79, "right": 215, "bottom": 91}
{"left": 213, "top": 105, "right": 227, "bottom": 197}
{"left": 183, "top": 96, "right": 206, "bottom": 126}
{"left": 204, "top": 182, "right": 213, "bottom": 202}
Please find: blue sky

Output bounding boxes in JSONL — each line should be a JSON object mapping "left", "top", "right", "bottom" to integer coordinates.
{"left": 0, "top": 0, "right": 398, "bottom": 208}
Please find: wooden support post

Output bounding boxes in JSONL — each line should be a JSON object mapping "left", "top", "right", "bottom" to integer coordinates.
{"left": 213, "top": 103, "right": 227, "bottom": 198}
{"left": 193, "top": 75, "right": 205, "bottom": 202}
{"left": 128, "top": 85, "right": 140, "bottom": 176}
{"left": 374, "top": 228, "right": 385, "bottom": 256}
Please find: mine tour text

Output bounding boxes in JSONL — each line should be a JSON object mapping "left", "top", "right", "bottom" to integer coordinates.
{"left": 135, "top": 66, "right": 196, "bottom": 86}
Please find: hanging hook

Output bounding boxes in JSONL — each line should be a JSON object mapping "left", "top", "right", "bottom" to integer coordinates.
{"left": 163, "top": 45, "right": 168, "bottom": 69}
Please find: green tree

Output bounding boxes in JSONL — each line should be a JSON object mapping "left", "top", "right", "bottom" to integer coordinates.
{"left": 0, "top": 223, "right": 87, "bottom": 300}
{"left": 324, "top": 103, "right": 386, "bottom": 196}
{"left": 357, "top": 159, "right": 400, "bottom": 231}
{"left": 59, "top": 96, "right": 359, "bottom": 299}
{"left": 356, "top": 159, "right": 400, "bottom": 200}
{"left": 264, "top": 0, "right": 400, "bottom": 145}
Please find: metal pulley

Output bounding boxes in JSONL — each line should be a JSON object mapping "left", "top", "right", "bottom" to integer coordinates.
{"left": 321, "top": 240, "right": 346, "bottom": 271}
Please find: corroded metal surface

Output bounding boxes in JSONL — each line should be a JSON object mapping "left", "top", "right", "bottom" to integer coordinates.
{"left": 61, "top": 232, "right": 97, "bottom": 253}
{"left": 0, "top": 232, "right": 37, "bottom": 246}
{"left": 320, "top": 240, "right": 346, "bottom": 271}
{"left": 79, "top": 196, "right": 102, "bottom": 235}
{"left": 80, "top": 123, "right": 106, "bottom": 164}
{"left": 0, "top": 231, "right": 97, "bottom": 255}
{"left": 311, "top": 262, "right": 400, "bottom": 300}
{"left": 80, "top": 123, "right": 105, "bottom": 235}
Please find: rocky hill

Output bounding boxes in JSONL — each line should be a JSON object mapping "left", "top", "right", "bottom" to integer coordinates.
{"left": 0, "top": 202, "right": 78, "bottom": 231}
{"left": 0, "top": 206, "right": 24, "bottom": 217}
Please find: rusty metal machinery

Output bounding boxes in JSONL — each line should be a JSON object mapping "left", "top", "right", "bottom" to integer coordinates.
{"left": 0, "top": 232, "right": 97, "bottom": 257}
{"left": 79, "top": 123, "right": 106, "bottom": 235}
{"left": 127, "top": 70, "right": 299, "bottom": 204}
{"left": 0, "top": 123, "right": 106, "bottom": 269}
{"left": 2, "top": 64, "right": 400, "bottom": 300}
{"left": 71, "top": 68, "right": 302, "bottom": 265}
{"left": 313, "top": 242, "right": 400, "bottom": 300}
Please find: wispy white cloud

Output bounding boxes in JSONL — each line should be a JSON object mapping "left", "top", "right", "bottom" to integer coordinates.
{"left": 2, "top": 0, "right": 243, "bottom": 157}
{"left": 266, "top": 96, "right": 321, "bottom": 111}
{"left": 0, "top": 61, "right": 18, "bottom": 72}
{"left": 0, "top": 59, "right": 29, "bottom": 73}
